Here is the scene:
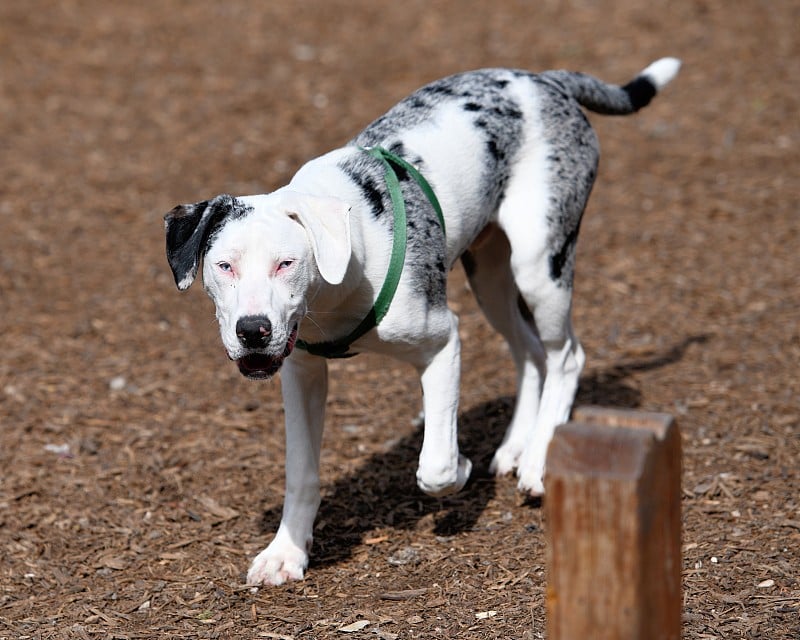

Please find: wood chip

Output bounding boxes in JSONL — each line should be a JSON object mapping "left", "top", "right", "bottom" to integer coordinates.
{"left": 196, "top": 495, "right": 239, "bottom": 521}
{"left": 379, "top": 588, "right": 428, "bottom": 601}
{"left": 338, "top": 620, "right": 370, "bottom": 633}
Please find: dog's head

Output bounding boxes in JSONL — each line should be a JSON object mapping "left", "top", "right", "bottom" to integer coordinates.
{"left": 164, "top": 190, "right": 351, "bottom": 378}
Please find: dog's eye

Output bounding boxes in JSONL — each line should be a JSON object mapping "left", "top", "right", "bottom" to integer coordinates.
{"left": 277, "top": 260, "right": 294, "bottom": 271}
{"left": 217, "top": 261, "right": 232, "bottom": 273}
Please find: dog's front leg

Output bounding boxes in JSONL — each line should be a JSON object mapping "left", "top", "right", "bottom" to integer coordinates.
{"left": 415, "top": 311, "right": 472, "bottom": 497}
{"left": 247, "top": 352, "right": 327, "bottom": 586}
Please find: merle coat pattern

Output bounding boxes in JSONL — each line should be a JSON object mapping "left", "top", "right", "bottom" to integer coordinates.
{"left": 164, "top": 57, "right": 680, "bottom": 585}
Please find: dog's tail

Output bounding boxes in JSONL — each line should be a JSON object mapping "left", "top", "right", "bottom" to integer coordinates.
{"left": 541, "top": 57, "right": 681, "bottom": 115}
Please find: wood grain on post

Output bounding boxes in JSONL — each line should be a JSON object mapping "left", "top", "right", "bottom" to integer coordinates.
{"left": 544, "top": 407, "right": 682, "bottom": 640}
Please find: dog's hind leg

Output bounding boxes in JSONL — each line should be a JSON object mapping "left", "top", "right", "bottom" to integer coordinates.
{"left": 515, "top": 294, "right": 584, "bottom": 495}
{"left": 496, "top": 178, "right": 588, "bottom": 495}
{"left": 460, "top": 226, "right": 548, "bottom": 477}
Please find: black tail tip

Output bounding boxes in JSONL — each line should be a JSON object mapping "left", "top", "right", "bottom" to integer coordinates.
{"left": 623, "top": 76, "right": 658, "bottom": 111}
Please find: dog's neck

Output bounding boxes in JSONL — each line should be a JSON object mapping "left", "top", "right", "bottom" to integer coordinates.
{"left": 288, "top": 146, "right": 437, "bottom": 352}
{"left": 287, "top": 154, "right": 384, "bottom": 347}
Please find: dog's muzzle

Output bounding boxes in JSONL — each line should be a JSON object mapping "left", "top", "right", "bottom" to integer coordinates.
{"left": 235, "top": 324, "right": 298, "bottom": 379}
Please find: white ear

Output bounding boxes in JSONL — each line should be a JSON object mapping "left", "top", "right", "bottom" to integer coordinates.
{"left": 280, "top": 190, "right": 351, "bottom": 284}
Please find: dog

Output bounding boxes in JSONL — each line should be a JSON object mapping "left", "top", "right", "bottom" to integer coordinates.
{"left": 164, "top": 57, "right": 680, "bottom": 585}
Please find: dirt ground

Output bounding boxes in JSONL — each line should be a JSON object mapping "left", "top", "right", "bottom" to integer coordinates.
{"left": 1, "top": 1, "right": 798, "bottom": 638}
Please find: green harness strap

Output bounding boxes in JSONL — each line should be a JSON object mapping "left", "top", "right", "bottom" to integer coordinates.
{"left": 295, "top": 146, "right": 445, "bottom": 359}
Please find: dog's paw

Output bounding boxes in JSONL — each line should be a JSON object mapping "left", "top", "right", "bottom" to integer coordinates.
{"left": 515, "top": 442, "right": 548, "bottom": 496}
{"left": 516, "top": 469, "right": 546, "bottom": 496}
{"left": 417, "top": 454, "right": 472, "bottom": 497}
{"left": 516, "top": 453, "right": 546, "bottom": 495}
{"left": 246, "top": 537, "right": 309, "bottom": 586}
{"left": 489, "top": 445, "right": 522, "bottom": 476}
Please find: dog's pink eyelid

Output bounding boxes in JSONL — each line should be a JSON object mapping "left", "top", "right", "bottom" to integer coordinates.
{"left": 217, "top": 261, "right": 233, "bottom": 273}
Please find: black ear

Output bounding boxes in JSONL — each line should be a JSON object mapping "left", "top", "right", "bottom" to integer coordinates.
{"left": 163, "top": 195, "right": 232, "bottom": 290}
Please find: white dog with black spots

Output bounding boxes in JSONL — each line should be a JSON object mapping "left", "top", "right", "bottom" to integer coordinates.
{"left": 164, "top": 57, "right": 680, "bottom": 586}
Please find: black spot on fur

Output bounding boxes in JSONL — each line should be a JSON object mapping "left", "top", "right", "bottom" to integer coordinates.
{"left": 202, "top": 196, "right": 252, "bottom": 253}
{"left": 422, "top": 84, "right": 456, "bottom": 97}
{"left": 164, "top": 194, "right": 253, "bottom": 289}
{"left": 463, "top": 102, "right": 482, "bottom": 112}
{"left": 165, "top": 200, "right": 209, "bottom": 257}
{"left": 345, "top": 170, "right": 384, "bottom": 218}
{"left": 549, "top": 225, "right": 579, "bottom": 281}
{"left": 385, "top": 155, "right": 410, "bottom": 182}
{"left": 487, "top": 138, "right": 505, "bottom": 162}
{"left": 388, "top": 141, "right": 406, "bottom": 156}
{"left": 493, "top": 105, "right": 523, "bottom": 119}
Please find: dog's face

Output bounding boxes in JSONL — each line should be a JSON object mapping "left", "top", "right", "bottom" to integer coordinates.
{"left": 164, "top": 191, "right": 351, "bottom": 379}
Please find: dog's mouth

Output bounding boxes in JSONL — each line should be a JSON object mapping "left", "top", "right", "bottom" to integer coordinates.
{"left": 235, "top": 325, "right": 298, "bottom": 380}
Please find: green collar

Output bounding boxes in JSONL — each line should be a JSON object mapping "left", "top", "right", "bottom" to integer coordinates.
{"left": 296, "top": 146, "right": 445, "bottom": 358}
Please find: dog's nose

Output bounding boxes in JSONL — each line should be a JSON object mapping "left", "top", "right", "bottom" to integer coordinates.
{"left": 236, "top": 315, "right": 272, "bottom": 349}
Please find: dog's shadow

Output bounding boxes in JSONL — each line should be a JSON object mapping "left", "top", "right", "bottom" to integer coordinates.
{"left": 257, "top": 334, "right": 707, "bottom": 568}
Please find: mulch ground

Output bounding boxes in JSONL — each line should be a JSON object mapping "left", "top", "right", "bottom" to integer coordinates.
{"left": 1, "top": 1, "right": 798, "bottom": 638}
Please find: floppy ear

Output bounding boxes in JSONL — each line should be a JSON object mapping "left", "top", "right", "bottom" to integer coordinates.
{"left": 282, "top": 191, "right": 352, "bottom": 285}
{"left": 163, "top": 195, "right": 232, "bottom": 290}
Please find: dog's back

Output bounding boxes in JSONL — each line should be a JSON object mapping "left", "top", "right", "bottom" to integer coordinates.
{"left": 342, "top": 59, "right": 681, "bottom": 279}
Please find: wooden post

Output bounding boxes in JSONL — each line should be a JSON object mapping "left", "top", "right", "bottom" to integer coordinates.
{"left": 544, "top": 407, "right": 682, "bottom": 640}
